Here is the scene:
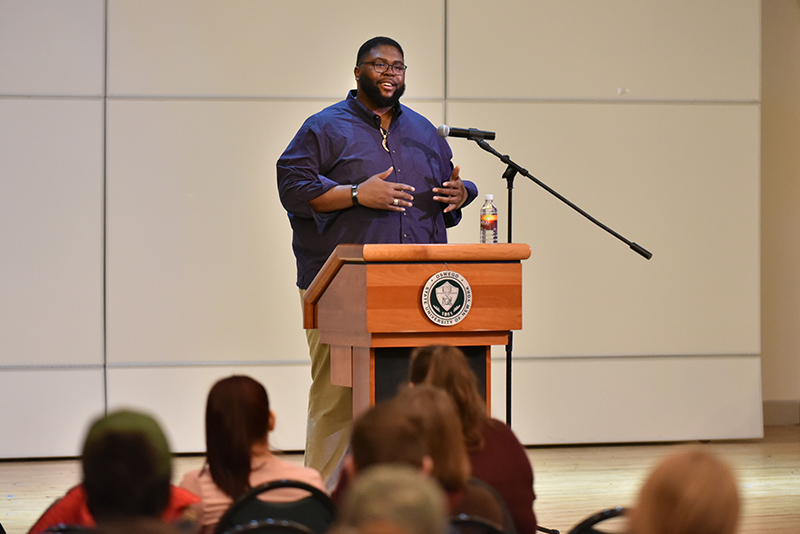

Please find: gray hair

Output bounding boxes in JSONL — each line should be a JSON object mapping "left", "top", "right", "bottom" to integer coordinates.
{"left": 338, "top": 464, "right": 448, "bottom": 534}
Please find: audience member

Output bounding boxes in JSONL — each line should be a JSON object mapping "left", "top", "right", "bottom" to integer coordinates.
{"left": 335, "top": 465, "right": 448, "bottom": 534}
{"left": 410, "top": 345, "right": 537, "bottom": 534}
{"left": 392, "top": 385, "right": 471, "bottom": 494}
{"left": 346, "top": 397, "right": 431, "bottom": 476}
{"left": 32, "top": 410, "right": 196, "bottom": 534}
{"left": 179, "top": 375, "right": 326, "bottom": 534}
{"left": 338, "top": 386, "right": 509, "bottom": 531}
{"left": 394, "top": 386, "right": 511, "bottom": 532}
{"left": 28, "top": 410, "right": 198, "bottom": 534}
{"left": 628, "top": 447, "right": 741, "bottom": 534}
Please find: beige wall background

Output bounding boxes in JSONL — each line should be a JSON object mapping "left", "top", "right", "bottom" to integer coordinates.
{"left": 0, "top": 0, "right": 794, "bottom": 458}
{"left": 761, "top": 0, "right": 800, "bottom": 424}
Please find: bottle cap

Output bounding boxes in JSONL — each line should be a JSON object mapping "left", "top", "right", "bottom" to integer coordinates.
{"left": 485, "top": 194, "right": 493, "bottom": 201}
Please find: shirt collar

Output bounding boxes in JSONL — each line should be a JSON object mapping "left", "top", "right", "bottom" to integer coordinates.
{"left": 346, "top": 89, "right": 403, "bottom": 128}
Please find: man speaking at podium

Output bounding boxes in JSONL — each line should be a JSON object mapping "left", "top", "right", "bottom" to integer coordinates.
{"left": 277, "top": 36, "right": 478, "bottom": 488}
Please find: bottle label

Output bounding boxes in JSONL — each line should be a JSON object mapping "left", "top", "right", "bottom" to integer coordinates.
{"left": 480, "top": 214, "right": 497, "bottom": 231}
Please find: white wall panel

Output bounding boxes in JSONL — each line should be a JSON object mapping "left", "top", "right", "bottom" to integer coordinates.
{"left": 504, "top": 356, "right": 763, "bottom": 444}
{"left": 107, "top": 0, "right": 446, "bottom": 99}
{"left": 448, "top": 0, "right": 760, "bottom": 101}
{"left": 105, "top": 99, "right": 338, "bottom": 365}
{"left": 447, "top": 101, "right": 760, "bottom": 358}
{"left": 0, "top": 99, "right": 105, "bottom": 366}
{"left": 0, "top": 0, "right": 105, "bottom": 96}
{"left": 0, "top": 369, "right": 105, "bottom": 457}
{"left": 107, "top": 364, "right": 311, "bottom": 452}
{"left": 403, "top": 101, "right": 446, "bottom": 128}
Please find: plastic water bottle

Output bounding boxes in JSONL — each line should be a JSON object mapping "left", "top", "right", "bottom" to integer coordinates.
{"left": 480, "top": 194, "right": 498, "bottom": 244}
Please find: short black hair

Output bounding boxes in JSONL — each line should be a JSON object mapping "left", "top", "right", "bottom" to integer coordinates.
{"left": 81, "top": 411, "right": 172, "bottom": 522}
{"left": 83, "top": 430, "right": 171, "bottom": 520}
{"left": 357, "top": 36, "right": 404, "bottom": 65}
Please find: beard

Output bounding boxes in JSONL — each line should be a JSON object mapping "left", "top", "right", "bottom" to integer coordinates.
{"left": 359, "top": 76, "right": 406, "bottom": 109}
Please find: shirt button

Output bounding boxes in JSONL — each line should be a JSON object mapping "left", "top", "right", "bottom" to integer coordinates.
{"left": 403, "top": 234, "right": 408, "bottom": 238}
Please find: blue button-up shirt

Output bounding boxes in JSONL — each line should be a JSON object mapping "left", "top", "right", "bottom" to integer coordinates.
{"left": 277, "top": 91, "right": 478, "bottom": 289}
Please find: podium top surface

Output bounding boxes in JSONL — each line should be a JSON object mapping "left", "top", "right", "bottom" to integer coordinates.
{"left": 329, "top": 243, "right": 530, "bottom": 263}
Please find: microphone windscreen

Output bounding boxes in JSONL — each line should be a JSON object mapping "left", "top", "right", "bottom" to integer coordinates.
{"left": 437, "top": 124, "right": 450, "bottom": 138}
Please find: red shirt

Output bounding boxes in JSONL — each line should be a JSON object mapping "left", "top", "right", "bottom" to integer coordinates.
{"left": 27, "top": 484, "right": 200, "bottom": 534}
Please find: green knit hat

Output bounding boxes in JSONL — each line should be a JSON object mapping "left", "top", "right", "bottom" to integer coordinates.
{"left": 82, "top": 409, "right": 172, "bottom": 478}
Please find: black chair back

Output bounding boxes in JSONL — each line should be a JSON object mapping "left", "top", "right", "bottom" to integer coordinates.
{"left": 214, "top": 479, "right": 336, "bottom": 534}
{"left": 43, "top": 526, "right": 94, "bottom": 534}
{"left": 567, "top": 507, "right": 626, "bottom": 534}
{"left": 451, "top": 514, "right": 505, "bottom": 534}
{"left": 220, "top": 518, "right": 316, "bottom": 534}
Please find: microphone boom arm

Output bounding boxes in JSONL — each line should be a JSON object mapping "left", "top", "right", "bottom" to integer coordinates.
{"left": 474, "top": 139, "right": 652, "bottom": 260}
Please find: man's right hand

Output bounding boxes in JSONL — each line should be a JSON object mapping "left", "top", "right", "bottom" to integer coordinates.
{"left": 308, "top": 166, "right": 415, "bottom": 213}
{"left": 356, "top": 167, "right": 415, "bottom": 211}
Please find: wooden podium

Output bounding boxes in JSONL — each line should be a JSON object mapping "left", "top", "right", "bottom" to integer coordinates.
{"left": 303, "top": 243, "right": 531, "bottom": 417}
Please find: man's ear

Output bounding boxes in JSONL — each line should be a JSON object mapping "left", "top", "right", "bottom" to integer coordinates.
{"left": 268, "top": 410, "right": 276, "bottom": 432}
{"left": 344, "top": 454, "right": 357, "bottom": 478}
{"left": 420, "top": 455, "right": 434, "bottom": 476}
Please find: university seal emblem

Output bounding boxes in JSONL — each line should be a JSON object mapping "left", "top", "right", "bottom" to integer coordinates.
{"left": 421, "top": 270, "right": 472, "bottom": 326}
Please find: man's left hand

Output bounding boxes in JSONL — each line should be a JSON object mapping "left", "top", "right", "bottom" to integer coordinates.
{"left": 433, "top": 166, "right": 467, "bottom": 213}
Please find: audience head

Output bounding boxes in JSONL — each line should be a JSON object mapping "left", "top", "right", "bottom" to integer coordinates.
{"left": 349, "top": 397, "right": 430, "bottom": 474}
{"left": 409, "top": 345, "right": 488, "bottom": 450}
{"left": 338, "top": 465, "right": 448, "bottom": 534}
{"left": 205, "top": 375, "right": 274, "bottom": 499}
{"left": 393, "top": 384, "right": 471, "bottom": 492}
{"left": 628, "top": 447, "right": 741, "bottom": 534}
{"left": 82, "top": 409, "right": 172, "bottom": 522}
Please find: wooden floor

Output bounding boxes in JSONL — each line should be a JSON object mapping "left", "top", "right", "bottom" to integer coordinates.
{"left": 1, "top": 426, "right": 798, "bottom": 534}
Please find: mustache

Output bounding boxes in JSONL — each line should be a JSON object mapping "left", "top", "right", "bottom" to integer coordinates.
{"left": 359, "top": 77, "right": 406, "bottom": 107}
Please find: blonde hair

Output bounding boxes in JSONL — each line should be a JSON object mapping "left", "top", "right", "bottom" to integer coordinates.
{"left": 628, "top": 447, "right": 741, "bottom": 534}
{"left": 393, "top": 384, "right": 471, "bottom": 492}
{"left": 409, "top": 345, "right": 488, "bottom": 450}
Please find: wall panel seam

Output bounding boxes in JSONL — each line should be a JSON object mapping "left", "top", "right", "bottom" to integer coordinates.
{"left": 492, "top": 353, "right": 761, "bottom": 362}
{"left": 105, "top": 361, "right": 311, "bottom": 368}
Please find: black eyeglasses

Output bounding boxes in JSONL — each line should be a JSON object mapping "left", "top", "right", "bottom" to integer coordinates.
{"left": 359, "top": 60, "right": 408, "bottom": 75}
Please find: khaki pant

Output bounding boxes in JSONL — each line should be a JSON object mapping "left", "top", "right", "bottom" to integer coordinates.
{"left": 300, "top": 290, "right": 353, "bottom": 490}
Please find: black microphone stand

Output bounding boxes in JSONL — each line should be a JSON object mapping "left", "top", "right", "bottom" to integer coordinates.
{"left": 472, "top": 138, "right": 653, "bottom": 426}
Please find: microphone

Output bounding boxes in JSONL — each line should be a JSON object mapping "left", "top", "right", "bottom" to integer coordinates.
{"left": 437, "top": 124, "right": 496, "bottom": 141}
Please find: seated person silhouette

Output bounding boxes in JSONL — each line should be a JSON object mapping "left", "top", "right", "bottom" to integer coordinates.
{"left": 409, "top": 345, "right": 536, "bottom": 534}
{"left": 179, "top": 375, "right": 326, "bottom": 534}
{"left": 29, "top": 409, "right": 196, "bottom": 534}
{"left": 338, "top": 385, "right": 508, "bottom": 531}
{"left": 627, "top": 447, "right": 741, "bottom": 534}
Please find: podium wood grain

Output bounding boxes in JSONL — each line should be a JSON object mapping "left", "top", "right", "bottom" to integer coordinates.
{"left": 303, "top": 243, "right": 530, "bottom": 330}
{"left": 304, "top": 243, "right": 530, "bottom": 416}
